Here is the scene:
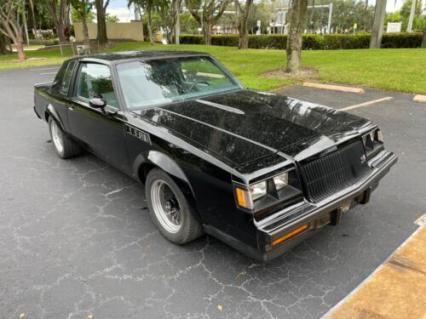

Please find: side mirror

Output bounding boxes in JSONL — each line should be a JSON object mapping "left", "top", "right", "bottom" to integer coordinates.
{"left": 89, "top": 97, "right": 106, "bottom": 109}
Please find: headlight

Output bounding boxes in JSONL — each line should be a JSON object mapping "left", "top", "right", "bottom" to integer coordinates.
{"left": 273, "top": 172, "right": 288, "bottom": 190}
{"left": 249, "top": 181, "right": 267, "bottom": 201}
{"left": 235, "top": 180, "right": 268, "bottom": 210}
{"left": 362, "top": 128, "right": 384, "bottom": 157}
{"left": 234, "top": 171, "right": 293, "bottom": 210}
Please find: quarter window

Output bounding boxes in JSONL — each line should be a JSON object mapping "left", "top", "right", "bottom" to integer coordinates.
{"left": 75, "top": 63, "right": 119, "bottom": 109}
{"left": 52, "top": 60, "right": 76, "bottom": 95}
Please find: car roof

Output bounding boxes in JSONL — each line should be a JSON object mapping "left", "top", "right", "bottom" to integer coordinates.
{"left": 69, "top": 50, "right": 211, "bottom": 65}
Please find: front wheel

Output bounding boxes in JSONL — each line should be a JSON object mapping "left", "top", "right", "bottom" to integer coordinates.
{"left": 48, "top": 117, "right": 81, "bottom": 159}
{"left": 145, "top": 169, "right": 203, "bottom": 244}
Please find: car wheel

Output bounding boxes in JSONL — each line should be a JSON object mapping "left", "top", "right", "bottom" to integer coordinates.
{"left": 145, "top": 169, "right": 203, "bottom": 244}
{"left": 48, "top": 117, "right": 81, "bottom": 159}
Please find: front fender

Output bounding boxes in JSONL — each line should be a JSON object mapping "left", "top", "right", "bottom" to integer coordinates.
{"left": 133, "top": 150, "right": 191, "bottom": 190}
{"left": 133, "top": 150, "right": 200, "bottom": 220}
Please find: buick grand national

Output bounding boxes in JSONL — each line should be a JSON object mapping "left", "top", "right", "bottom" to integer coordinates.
{"left": 34, "top": 51, "right": 397, "bottom": 261}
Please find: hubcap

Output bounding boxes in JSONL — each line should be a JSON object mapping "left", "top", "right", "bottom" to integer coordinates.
{"left": 51, "top": 121, "right": 64, "bottom": 154}
{"left": 151, "top": 180, "right": 182, "bottom": 233}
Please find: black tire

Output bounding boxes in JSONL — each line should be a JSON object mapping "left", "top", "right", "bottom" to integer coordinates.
{"left": 145, "top": 168, "right": 203, "bottom": 244}
{"left": 48, "top": 117, "right": 81, "bottom": 159}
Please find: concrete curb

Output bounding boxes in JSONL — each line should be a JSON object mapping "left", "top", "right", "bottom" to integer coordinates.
{"left": 303, "top": 82, "right": 365, "bottom": 94}
{"left": 323, "top": 225, "right": 426, "bottom": 319}
{"left": 413, "top": 95, "right": 426, "bottom": 103}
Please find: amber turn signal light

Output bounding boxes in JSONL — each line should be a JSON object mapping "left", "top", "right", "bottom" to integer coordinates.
{"left": 235, "top": 187, "right": 252, "bottom": 209}
{"left": 271, "top": 224, "right": 310, "bottom": 247}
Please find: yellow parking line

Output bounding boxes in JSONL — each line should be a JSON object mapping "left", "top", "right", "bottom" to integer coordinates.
{"left": 303, "top": 82, "right": 365, "bottom": 93}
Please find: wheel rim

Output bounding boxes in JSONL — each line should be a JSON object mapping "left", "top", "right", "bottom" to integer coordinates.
{"left": 151, "top": 180, "right": 182, "bottom": 233}
{"left": 50, "top": 121, "right": 64, "bottom": 154}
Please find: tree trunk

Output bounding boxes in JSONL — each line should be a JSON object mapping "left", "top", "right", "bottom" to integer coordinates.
{"left": 28, "top": 0, "right": 37, "bottom": 32}
{"left": 147, "top": 9, "right": 154, "bottom": 45}
{"left": 15, "top": 41, "right": 26, "bottom": 61}
{"left": 238, "top": 0, "right": 253, "bottom": 49}
{"left": 81, "top": 7, "right": 90, "bottom": 45}
{"left": 407, "top": 0, "right": 416, "bottom": 32}
{"left": 51, "top": 0, "right": 67, "bottom": 43}
{"left": 57, "top": 21, "right": 66, "bottom": 43}
{"left": 202, "top": 20, "right": 212, "bottom": 45}
{"left": 173, "top": 0, "right": 181, "bottom": 45}
{"left": 0, "top": 34, "right": 9, "bottom": 54}
{"left": 422, "top": 30, "right": 426, "bottom": 48}
{"left": 95, "top": 0, "right": 108, "bottom": 45}
{"left": 238, "top": 25, "right": 249, "bottom": 49}
{"left": 286, "top": 0, "right": 308, "bottom": 73}
{"left": 370, "top": 0, "right": 387, "bottom": 48}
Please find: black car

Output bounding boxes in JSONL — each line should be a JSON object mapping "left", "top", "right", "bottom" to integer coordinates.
{"left": 34, "top": 51, "right": 397, "bottom": 261}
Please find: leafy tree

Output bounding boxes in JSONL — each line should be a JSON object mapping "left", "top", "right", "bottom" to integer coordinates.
{"left": 186, "top": 0, "right": 232, "bottom": 44}
{"left": 106, "top": 14, "right": 120, "bottom": 23}
{"left": 247, "top": 0, "right": 274, "bottom": 34}
{"left": 33, "top": 0, "right": 54, "bottom": 30}
{"left": 180, "top": 11, "right": 199, "bottom": 33}
{"left": 70, "top": 0, "right": 93, "bottom": 44}
{"left": 130, "top": 0, "right": 155, "bottom": 44}
{"left": 0, "top": 0, "right": 26, "bottom": 60}
{"left": 94, "top": 0, "right": 110, "bottom": 45}
{"left": 308, "top": 0, "right": 375, "bottom": 33}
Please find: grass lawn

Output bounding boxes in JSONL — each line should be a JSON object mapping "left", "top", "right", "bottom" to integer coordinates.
{"left": 1, "top": 41, "right": 425, "bottom": 94}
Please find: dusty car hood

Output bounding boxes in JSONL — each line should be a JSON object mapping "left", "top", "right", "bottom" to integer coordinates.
{"left": 137, "top": 89, "right": 372, "bottom": 167}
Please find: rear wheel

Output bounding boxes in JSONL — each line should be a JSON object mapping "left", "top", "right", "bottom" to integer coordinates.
{"left": 145, "top": 169, "right": 203, "bottom": 244}
{"left": 48, "top": 117, "right": 81, "bottom": 159}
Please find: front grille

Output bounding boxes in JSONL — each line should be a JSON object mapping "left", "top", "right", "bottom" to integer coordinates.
{"left": 300, "top": 141, "right": 369, "bottom": 202}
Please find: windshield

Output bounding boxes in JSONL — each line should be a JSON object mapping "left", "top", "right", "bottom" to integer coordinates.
{"left": 116, "top": 56, "right": 240, "bottom": 109}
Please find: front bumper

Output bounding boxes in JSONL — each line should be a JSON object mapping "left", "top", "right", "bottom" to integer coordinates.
{"left": 206, "top": 150, "right": 397, "bottom": 261}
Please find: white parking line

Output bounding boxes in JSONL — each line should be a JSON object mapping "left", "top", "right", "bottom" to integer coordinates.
{"left": 31, "top": 67, "right": 58, "bottom": 72}
{"left": 40, "top": 72, "right": 58, "bottom": 76}
{"left": 341, "top": 97, "right": 393, "bottom": 111}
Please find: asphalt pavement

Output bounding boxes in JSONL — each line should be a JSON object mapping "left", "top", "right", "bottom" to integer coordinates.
{"left": 0, "top": 66, "right": 425, "bottom": 319}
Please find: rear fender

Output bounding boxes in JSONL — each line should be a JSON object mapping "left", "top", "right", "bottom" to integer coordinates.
{"left": 46, "top": 104, "right": 65, "bottom": 130}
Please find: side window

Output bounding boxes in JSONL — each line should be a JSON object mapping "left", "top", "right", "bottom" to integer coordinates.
{"left": 52, "top": 60, "right": 75, "bottom": 95}
{"left": 60, "top": 61, "right": 76, "bottom": 95}
{"left": 75, "top": 63, "right": 119, "bottom": 109}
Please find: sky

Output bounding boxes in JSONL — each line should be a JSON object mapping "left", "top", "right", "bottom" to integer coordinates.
{"left": 106, "top": 0, "right": 425, "bottom": 22}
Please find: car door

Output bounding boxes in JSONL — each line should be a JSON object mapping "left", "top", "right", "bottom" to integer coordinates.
{"left": 67, "top": 62, "right": 130, "bottom": 174}
{"left": 48, "top": 60, "right": 77, "bottom": 131}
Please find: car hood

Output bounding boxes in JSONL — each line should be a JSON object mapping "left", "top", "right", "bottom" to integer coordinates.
{"left": 136, "top": 89, "right": 372, "bottom": 170}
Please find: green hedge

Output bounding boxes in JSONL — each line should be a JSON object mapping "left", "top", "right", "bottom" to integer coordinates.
{"left": 179, "top": 33, "right": 423, "bottom": 49}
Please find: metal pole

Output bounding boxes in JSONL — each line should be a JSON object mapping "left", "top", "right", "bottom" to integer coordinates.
{"left": 327, "top": 3, "right": 333, "bottom": 34}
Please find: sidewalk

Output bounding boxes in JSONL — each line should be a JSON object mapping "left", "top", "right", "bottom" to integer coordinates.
{"left": 325, "top": 225, "right": 426, "bottom": 319}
